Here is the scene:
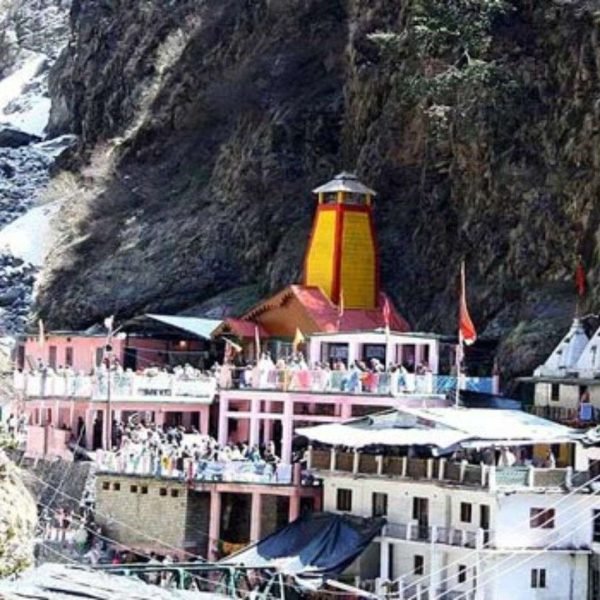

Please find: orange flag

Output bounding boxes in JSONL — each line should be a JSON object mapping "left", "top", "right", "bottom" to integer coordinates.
{"left": 459, "top": 262, "right": 477, "bottom": 345}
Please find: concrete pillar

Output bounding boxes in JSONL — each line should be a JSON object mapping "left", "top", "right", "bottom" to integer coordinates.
{"left": 85, "top": 409, "right": 94, "bottom": 450}
{"left": 218, "top": 397, "right": 229, "bottom": 446}
{"left": 197, "top": 406, "right": 208, "bottom": 436}
{"left": 281, "top": 399, "right": 293, "bottom": 464}
{"left": 380, "top": 540, "right": 390, "bottom": 580}
{"left": 249, "top": 397, "right": 260, "bottom": 448}
{"left": 155, "top": 410, "right": 165, "bottom": 428}
{"left": 208, "top": 491, "right": 222, "bottom": 561}
{"left": 250, "top": 492, "right": 263, "bottom": 543}
{"left": 289, "top": 494, "right": 300, "bottom": 522}
{"left": 347, "top": 342, "right": 358, "bottom": 367}
{"left": 429, "top": 341, "right": 440, "bottom": 374}
{"left": 340, "top": 401, "right": 352, "bottom": 421}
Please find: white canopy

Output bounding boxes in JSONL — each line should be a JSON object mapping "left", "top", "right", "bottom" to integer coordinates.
{"left": 297, "top": 407, "right": 581, "bottom": 450}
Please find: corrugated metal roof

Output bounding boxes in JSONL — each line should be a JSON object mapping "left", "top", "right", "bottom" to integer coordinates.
{"left": 144, "top": 314, "right": 222, "bottom": 340}
{"left": 0, "top": 563, "right": 225, "bottom": 599}
{"left": 312, "top": 172, "right": 377, "bottom": 196}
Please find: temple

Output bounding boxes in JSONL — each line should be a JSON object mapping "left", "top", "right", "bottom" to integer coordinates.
{"left": 18, "top": 173, "right": 590, "bottom": 599}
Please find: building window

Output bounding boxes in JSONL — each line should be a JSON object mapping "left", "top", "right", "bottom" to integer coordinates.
{"left": 460, "top": 502, "right": 472, "bottom": 523}
{"left": 458, "top": 565, "right": 467, "bottom": 583}
{"left": 593, "top": 510, "right": 600, "bottom": 542}
{"left": 141, "top": 486, "right": 148, "bottom": 495}
{"left": 130, "top": 485, "right": 138, "bottom": 494}
{"left": 65, "top": 347, "right": 74, "bottom": 367}
{"left": 530, "top": 508, "right": 555, "bottom": 529}
{"left": 414, "top": 555, "right": 424, "bottom": 576}
{"left": 551, "top": 383, "right": 560, "bottom": 401}
{"left": 170, "top": 489, "right": 179, "bottom": 498}
{"left": 48, "top": 345, "right": 57, "bottom": 369}
{"left": 112, "top": 482, "right": 120, "bottom": 491}
{"left": 531, "top": 568, "right": 546, "bottom": 588}
{"left": 336, "top": 488, "right": 352, "bottom": 512}
{"left": 372, "top": 492, "right": 388, "bottom": 517}
{"left": 102, "top": 481, "right": 110, "bottom": 491}
{"left": 159, "top": 488, "right": 167, "bottom": 497}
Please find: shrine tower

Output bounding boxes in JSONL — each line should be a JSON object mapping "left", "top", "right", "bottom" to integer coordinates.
{"left": 303, "top": 172, "right": 379, "bottom": 309}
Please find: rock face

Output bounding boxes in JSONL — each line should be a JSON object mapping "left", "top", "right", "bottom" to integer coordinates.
{"left": 34, "top": 0, "right": 600, "bottom": 377}
{"left": 0, "top": 450, "right": 37, "bottom": 576}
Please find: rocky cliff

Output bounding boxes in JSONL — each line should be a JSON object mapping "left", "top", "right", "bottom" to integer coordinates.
{"left": 0, "top": 450, "right": 37, "bottom": 576}
{"left": 34, "top": 0, "right": 600, "bottom": 377}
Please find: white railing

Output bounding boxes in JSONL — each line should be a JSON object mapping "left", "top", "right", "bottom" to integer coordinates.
{"left": 96, "top": 450, "right": 293, "bottom": 484}
{"left": 227, "top": 368, "right": 495, "bottom": 396}
{"left": 14, "top": 372, "right": 217, "bottom": 403}
{"left": 384, "top": 522, "right": 486, "bottom": 549}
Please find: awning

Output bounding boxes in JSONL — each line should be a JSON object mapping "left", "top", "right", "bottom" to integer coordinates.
{"left": 222, "top": 512, "right": 384, "bottom": 588}
{"left": 141, "top": 314, "right": 222, "bottom": 340}
{"left": 297, "top": 407, "right": 583, "bottom": 451}
{"left": 296, "top": 423, "right": 467, "bottom": 450}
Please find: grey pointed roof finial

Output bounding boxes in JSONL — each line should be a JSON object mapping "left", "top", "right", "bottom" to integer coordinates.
{"left": 312, "top": 172, "right": 377, "bottom": 196}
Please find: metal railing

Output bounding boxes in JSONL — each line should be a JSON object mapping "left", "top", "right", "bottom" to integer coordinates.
{"left": 308, "top": 449, "right": 590, "bottom": 490}
{"left": 384, "top": 522, "right": 487, "bottom": 549}
{"left": 14, "top": 372, "right": 217, "bottom": 402}
{"left": 224, "top": 368, "right": 494, "bottom": 396}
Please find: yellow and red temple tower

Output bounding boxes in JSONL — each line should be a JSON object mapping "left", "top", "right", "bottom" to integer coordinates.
{"left": 214, "top": 173, "right": 409, "bottom": 346}
{"left": 304, "top": 172, "right": 379, "bottom": 309}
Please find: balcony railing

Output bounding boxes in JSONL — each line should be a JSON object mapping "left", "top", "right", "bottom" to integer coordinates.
{"left": 96, "top": 450, "right": 304, "bottom": 486}
{"left": 308, "top": 449, "right": 591, "bottom": 490}
{"left": 224, "top": 368, "right": 494, "bottom": 396}
{"left": 14, "top": 372, "right": 217, "bottom": 403}
{"left": 526, "top": 404, "right": 598, "bottom": 426}
{"left": 384, "top": 521, "right": 486, "bottom": 549}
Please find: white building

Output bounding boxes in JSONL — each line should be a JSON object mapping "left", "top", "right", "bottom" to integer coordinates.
{"left": 300, "top": 407, "right": 599, "bottom": 600}
{"left": 528, "top": 319, "right": 600, "bottom": 426}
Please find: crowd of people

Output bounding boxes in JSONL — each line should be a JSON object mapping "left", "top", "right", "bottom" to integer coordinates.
{"left": 219, "top": 351, "right": 434, "bottom": 394}
{"left": 96, "top": 419, "right": 294, "bottom": 484}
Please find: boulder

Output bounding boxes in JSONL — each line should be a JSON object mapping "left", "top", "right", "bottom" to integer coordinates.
{"left": 0, "top": 127, "right": 41, "bottom": 149}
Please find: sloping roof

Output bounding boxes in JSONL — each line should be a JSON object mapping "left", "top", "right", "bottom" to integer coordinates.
{"left": 534, "top": 318, "right": 589, "bottom": 377}
{"left": 312, "top": 172, "right": 377, "bottom": 196}
{"left": 143, "top": 314, "right": 222, "bottom": 340}
{"left": 212, "top": 318, "right": 270, "bottom": 339}
{"left": 576, "top": 325, "right": 600, "bottom": 375}
{"left": 0, "top": 563, "right": 223, "bottom": 599}
{"left": 297, "top": 407, "right": 580, "bottom": 450}
{"left": 239, "top": 285, "right": 409, "bottom": 335}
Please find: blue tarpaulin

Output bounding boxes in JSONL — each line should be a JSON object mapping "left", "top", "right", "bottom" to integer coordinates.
{"left": 223, "top": 512, "right": 385, "bottom": 585}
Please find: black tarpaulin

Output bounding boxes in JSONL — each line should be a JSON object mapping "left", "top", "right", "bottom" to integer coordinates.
{"left": 223, "top": 512, "right": 385, "bottom": 584}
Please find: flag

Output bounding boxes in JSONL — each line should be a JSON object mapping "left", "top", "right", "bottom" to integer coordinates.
{"left": 293, "top": 328, "right": 305, "bottom": 353}
{"left": 104, "top": 315, "right": 114, "bottom": 336}
{"left": 224, "top": 338, "right": 242, "bottom": 362}
{"left": 338, "top": 290, "right": 345, "bottom": 318}
{"left": 37, "top": 319, "right": 45, "bottom": 349}
{"left": 382, "top": 295, "right": 391, "bottom": 333}
{"left": 337, "top": 289, "right": 345, "bottom": 332}
{"left": 459, "top": 261, "right": 477, "bottom": 345}
{"left": 254, "top": 324, "right": 261, "bottom": 359}
{"left": 575, "top": 257, "right": 586, "bottom": 297}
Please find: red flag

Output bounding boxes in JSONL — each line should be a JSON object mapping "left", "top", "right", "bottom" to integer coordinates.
{"left": 575, "top": 257, "right": 586, "bottom": 297}
{"left": 459, "top": 262, "right": 477, "bottom": 345}
{"left": 382, "top": 295, "right": 391, "bottom": 330}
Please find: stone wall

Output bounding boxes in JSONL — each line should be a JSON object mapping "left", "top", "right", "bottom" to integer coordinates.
{"left": 96, "top": 475, "right": 192, "bottom": 553}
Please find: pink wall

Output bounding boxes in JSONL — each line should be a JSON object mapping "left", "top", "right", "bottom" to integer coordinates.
{"left": 26, "top": 425, "right": 72, "bottom": 459}
{"left": 22, "top": 335, "right": 125, "bottom": 373}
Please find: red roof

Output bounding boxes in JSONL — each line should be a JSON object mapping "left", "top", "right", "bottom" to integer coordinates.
{"left": 215, "top": 318, "right": 270, "bottom": 339}
{"left": 290, "top": 286, "right": 410, "bottom": 333}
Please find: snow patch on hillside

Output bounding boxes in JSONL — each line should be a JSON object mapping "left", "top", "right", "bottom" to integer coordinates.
{"left": 0, "top": 201, "right": 59, "bottom": 266}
